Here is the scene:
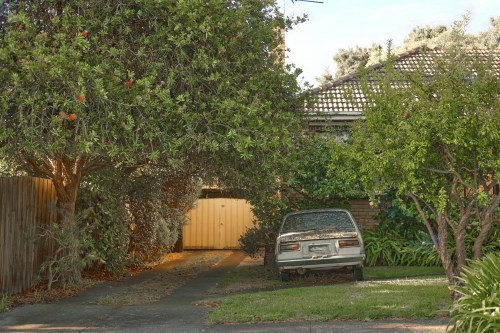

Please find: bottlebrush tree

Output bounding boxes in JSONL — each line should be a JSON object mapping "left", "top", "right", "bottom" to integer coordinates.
{"left": 0, "top": 0, "right": 306, "bottom": 283}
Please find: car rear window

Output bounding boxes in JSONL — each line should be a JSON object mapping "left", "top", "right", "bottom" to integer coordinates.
{"left": 281, "top": 211, "right": 356, "bottom": 233}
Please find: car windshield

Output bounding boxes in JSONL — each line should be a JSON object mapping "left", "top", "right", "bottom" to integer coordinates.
{"left": 281, "top": 211, "right": 356, "bottom": 234}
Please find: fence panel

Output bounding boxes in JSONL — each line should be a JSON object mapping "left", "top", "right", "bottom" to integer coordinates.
{"left": 0, "top": 177, "right": 57, "bottom": 295}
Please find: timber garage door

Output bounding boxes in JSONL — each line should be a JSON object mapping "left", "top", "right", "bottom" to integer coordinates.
{"left": 183, "top": 198, "right": 254, "bottom": 249}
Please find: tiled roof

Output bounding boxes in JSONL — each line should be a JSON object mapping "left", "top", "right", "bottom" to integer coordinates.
{"left": 307, "top": 46, "right": 500, "bottom": 122}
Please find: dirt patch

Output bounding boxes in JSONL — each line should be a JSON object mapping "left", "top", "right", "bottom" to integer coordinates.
{"left": 98, "top": 251, "right": 231, "bottom": 305}
{"left": 207, "top": 266, "right": 354, "bottom": 294}
{"left": 1, "top": 251, "right": 197, "bottom": 313}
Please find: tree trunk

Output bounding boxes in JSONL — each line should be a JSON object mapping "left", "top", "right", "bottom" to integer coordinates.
{"left": 407, "top": 192, "right": 438, "bottom": 248}
{"left": 474, "top": 211, "right": 493, "bottom": 260}
{"left": 42, "top": 155, "right": 86, "bottom": 286}
{"left": 454, "top": 222, "right": 468, "bottom": 275}
{"left": 473, "top": 190, "right": 500, "bottom": 259}
{"left": 436, "top": 213, "right": 457, "bottom": 291}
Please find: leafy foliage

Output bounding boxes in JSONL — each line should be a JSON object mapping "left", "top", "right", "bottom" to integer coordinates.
{"left": 0, "top": 295, "right": 9, "bottom": 312}
{"left": 0, "top": 0, "right": 306, "bottom": 281}
{"left": 76, "top": 166, "right": 201, "bottom": 271}
{"left": 240, "top": 134, "right": 365, "bottom": 259}
{"left": 316, "top": 44, "right": 381, "bottom": 84}
{"left": 362, "top": 230, "right": 441, "bottom": 267}
{"left": 447, "top": 253, "right": 500, "bottom": 332}
{"left": 76, "top": 169, "right": 130, "bottom": 273}
{"left": 367, "top": 14, "right": 500, "bottom": 66}
{"left": 403, "top": 25, "right": 448, "bottom": 44}
{"left": 363, "top": 222, "right": 500, "bottom": 270}
{"left": 374, "top": 188, "right": 426, "bottom": 240}
{"left": 320, "top": 14, "right": 500, "bottom": 84}
{"left": 239, "top": 192, "right": 290, "bottom": 261}
{"left": 38, "top": 205, "right": 99, "bottom": 290}
{"left": 126, "top": 167, "right": 200, "bottom": 265}
{"left": 285, "top": 136, "right": 365, "bottom": 209}
{"left": 345, "top": 28, "right": 500, "bottom": 286}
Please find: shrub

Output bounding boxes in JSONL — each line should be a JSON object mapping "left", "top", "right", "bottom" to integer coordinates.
{"left": 447, "top": 253, "right": 500, "bottom": 332}
{"left": 375, "top": 188, "right": 425, "bottom": 240}
{"left": 77, "top": 166, "right": 201, "bottom": 271}
{"left": 125, "top": 167, "right": 201, "bottom": 266}
{"left": 239, "top": 194, "right": 289, "bottom": 261}
{"left": 362, "top": 230, "right": 441, "bottom": 267}
{"left": 77, "top": 169, "right": 130, "bottom": 273}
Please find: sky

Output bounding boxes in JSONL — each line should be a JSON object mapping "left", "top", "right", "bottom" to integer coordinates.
{"left": 281, "top": 0, "right": 500, "bottom": 87}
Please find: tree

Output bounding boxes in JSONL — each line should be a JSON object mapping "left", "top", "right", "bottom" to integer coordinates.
{"left": 476, "top": 16, "right": 500, "bottom": 48}
{"left": 319, "top": 14, "right": 500, "bottom": 85}
{"left": 0, "top": 0, "right": 305, "bottom": 283}
{"left": 239, "top": 132, "right": 365, "bottom": 260}
{"left": 367, "top": 14, "right": 500, "bottom": 66}
{"left": 346, "top": 36, "right": 500, "bottom": 289}
{"left": 316, "top": 44, "right": 381, "bottom": 84}
{"left": 403, "top": 25, "right": 448, "bottom": 44}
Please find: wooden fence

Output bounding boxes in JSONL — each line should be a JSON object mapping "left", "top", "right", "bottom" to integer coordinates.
{"left": 0, "top": 177, "right": 57, "bottom": 295}
{"left": 183, "top": 198, "right": 255, "bottom": 249}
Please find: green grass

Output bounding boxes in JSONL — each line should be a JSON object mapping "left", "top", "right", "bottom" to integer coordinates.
{"left": 204, "top": 277, "right": 451, "bottom": 325}
{"left": 203, "top": 265, "right": 449, "bottom": 325}
{"left": 364, "top": 266, "right": 445, "bottom": 279}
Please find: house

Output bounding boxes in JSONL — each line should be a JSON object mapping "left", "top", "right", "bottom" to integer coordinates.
{"left": 302, "top": 46, "right": 500, "bottom": 229}
{"left": 307, "top": 46, "right": 500, "bottom": 132}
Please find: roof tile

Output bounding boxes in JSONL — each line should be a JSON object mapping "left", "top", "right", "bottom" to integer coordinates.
{"left": 308, "top": 46, "right": 500, "bottom": 122}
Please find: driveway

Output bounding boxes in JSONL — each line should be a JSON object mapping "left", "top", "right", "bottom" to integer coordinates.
{"left": 0, "top": 250, "right": 448, "bottom": 333}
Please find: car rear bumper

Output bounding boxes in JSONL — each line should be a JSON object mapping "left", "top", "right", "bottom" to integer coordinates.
{"left": 276, "top": 255, "right": 365, "bottom": 270}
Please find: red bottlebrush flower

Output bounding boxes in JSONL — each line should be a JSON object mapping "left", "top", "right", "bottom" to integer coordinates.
{"left": 69, "top": 113, "right": 77, "bottom": 121}
{"left": 126, "top": 79, "right": 133, "bottom": 88}
{"left": 81, "top": 30, "right": 87, "bottom": 38}
{"left": 77, "top": 95, "right": 85, "bottom": 102}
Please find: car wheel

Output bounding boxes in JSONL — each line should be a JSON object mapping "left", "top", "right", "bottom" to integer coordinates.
{"left": 353, "top": 266, "right": 364, "bottom": 281}
{"left": 281, "top": 271, "right": 291, "bottom": 282}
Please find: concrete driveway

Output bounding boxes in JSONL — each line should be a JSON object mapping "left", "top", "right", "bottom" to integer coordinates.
{"left": 0, "top": 250, "right": 448, "bottom": 333}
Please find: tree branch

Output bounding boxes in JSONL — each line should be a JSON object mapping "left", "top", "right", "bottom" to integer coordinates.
{"left": 406, "top": 191, "right": 438, "bottom": 247}
{"left": 25, "top": 156, "right": 53, "bottom": 178}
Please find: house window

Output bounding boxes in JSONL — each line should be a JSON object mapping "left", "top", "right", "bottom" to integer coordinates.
{"left": 309, "top": 125, "right": 324, "bottom": 132}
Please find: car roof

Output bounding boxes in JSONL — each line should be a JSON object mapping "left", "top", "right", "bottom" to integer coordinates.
{"left": 283, "top": 208, "right": 352, "bottom": 219}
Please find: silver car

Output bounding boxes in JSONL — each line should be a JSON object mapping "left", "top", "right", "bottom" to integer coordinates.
{"left": 275, "top": 209, "right": 365, "bottom": 282}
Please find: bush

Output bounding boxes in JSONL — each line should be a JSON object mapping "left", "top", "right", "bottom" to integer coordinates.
{"left": 447, "top": 253, "right": 500, "bottom": 332}
{"left": 77, "top": 166, "right": 201, "bottom": 271}
{"left": 362, "top": 230, "right": 441, "bottom": 267}
{"left": 374, "top": 188, "right": 427, "bottom": 240}
{"left": 77, "top": 169, "right": 130, "bottom": 273}
{"left": 238, "top": 195, "right": 289, "bottom": 262}
{"left": 125, "top": 167, "right": 201, "bottom": 266}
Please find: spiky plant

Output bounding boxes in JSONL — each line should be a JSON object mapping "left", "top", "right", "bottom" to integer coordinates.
{"left": 447, "top": 253, "right": 500, "bottom": 332}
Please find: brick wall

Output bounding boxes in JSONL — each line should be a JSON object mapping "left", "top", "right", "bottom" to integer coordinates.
{"left": 283, "top": 189, "right": 380, "bottom": 230}
{"left": 348, "top": 198, "right": 380, "bottom": 230}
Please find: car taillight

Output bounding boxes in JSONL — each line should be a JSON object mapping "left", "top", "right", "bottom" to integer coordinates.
{"left": 280, "top": 243, "right": 300, "bottom": 252}
{"left": 338, "top": 239, "right": 360, "bottom": 247}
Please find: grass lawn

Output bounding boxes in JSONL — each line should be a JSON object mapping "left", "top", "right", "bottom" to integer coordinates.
{"left": 203, "top": 265, "right": 450, "bottom": 325}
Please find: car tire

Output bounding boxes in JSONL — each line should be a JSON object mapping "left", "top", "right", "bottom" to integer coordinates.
{"left": 353, "top": 266, "right": 364, "bottom": 281}
{"left": 281, "top": 271, "right": 291, "bottom": 282}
